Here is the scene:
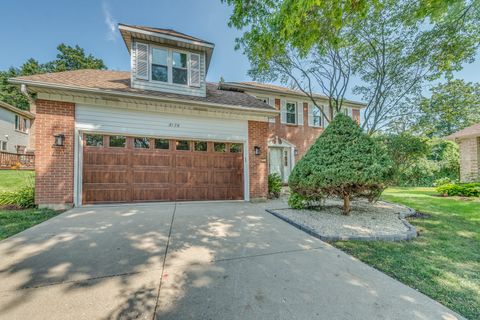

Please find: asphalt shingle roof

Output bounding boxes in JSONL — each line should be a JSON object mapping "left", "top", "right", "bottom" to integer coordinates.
{"left": 12, "top": 70, "right": 276, "bottom": 112}
{"left": 118, "top": 24, "right": 214, "bottom": 46}
{"left": 446, "top": 123, "right": 480, "bottom": 140}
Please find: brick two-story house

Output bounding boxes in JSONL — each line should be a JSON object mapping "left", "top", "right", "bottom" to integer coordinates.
{"left": 11, "top": 24, "right": 365, "bottom": 209}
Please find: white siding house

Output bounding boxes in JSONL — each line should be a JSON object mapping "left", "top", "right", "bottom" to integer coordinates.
{"left": 0, "top": 101, "right": 34, "bottom": 153}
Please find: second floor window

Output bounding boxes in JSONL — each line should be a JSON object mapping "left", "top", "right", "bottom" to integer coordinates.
{"left": 312, "top": 106, "right": 322, "bottom": 127}
{"left": 152, "top": 48, "right": 168, "bottom": 82}
{"left": 14, "top": 115, "right": 29, "bottom": 133}
{"left": 286, "top": 102, "right": 297, "bottom": 124}
{"left": 172, "top": 52, "right": 188, "bottom": 85}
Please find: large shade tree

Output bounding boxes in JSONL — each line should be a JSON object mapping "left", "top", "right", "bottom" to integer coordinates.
{"left": 0, "top": 44, "right": 106, "bottom": 110}
{"left": 413, "top": 80, "right": 480, "bottom": 137}
{"left": 223, "top": 0, "right": 480, "bottom": 133}
{"left": 289, "top": 114, "right": 393, "bottom": 214}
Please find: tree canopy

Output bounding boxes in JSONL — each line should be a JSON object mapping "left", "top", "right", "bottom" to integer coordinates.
{"left": 0, "top": 44, "right": 106, "bottom": 110}
{"left": 414, "top": 80, "right": 480, "bottom": 137}
{"left": 288, "top": 114, "right": 393, "bottom": 214}
{"left": 223, "top": 0, "right": 480, "bottom": 134}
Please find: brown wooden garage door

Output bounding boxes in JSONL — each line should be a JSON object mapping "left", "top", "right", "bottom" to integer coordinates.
{"left": 82, "top": 134, "right": 244, "bottom": 204}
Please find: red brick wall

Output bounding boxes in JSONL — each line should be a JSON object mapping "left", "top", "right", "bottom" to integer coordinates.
{"left": 269, "top": 100, "right": 324, "bottom": 161}
{"left": 248, "top": 120, "right": 269, "bottom": 200}
{"left": 35, "top": 99, "right": 75, "bottom": 207}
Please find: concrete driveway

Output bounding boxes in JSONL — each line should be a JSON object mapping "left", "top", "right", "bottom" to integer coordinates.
{"left": 0, "top": 201, "right": 463, "bottom": 320}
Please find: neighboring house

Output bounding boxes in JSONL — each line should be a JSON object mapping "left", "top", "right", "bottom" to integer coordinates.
{"left": 10, "top": 24, "right": 365, "bottom": 209}
{"left": 0, "top": 100, "right": 34, "bottom": 154}
{"left": 446, "top": 123, "right": 480, "bottom": 182}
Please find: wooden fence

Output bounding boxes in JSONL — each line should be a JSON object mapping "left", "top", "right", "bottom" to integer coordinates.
{"left": 0, "top": 151, "right": 35, "bottom": 169}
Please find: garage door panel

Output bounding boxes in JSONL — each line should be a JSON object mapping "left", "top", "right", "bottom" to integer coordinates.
{"left": 133, "top": 170, "right": 173, "bottom": 184}
{"left": 193, "top": 157, "right": 209, "bottom": 168}
{"left": 175, "top": 154, "right": 193, "bottom": 168}
{"left": 133, "top": 187, "right": 175, "bottom": 202}
{"left": 176, "top": 187, "right": 209, "bottom": 201}
{"left": 132, "top": 153, "right": 173, "bottom": 167}
{"left": 84, "top": 188, "right": 129, "bottom": 204}
{"left": 176, "top": 171, "right": 210, "bottom": 185}
{"left": 84, "top": 170, "right": 128, "bottom": 184}
{"left": 84, "top": 151, "right": 129, "bottom": 166}
{"left": 83, "top": 135, "right": 243, "bottom": 204}
{"left": 213, "top": 157, "right": 235, "bottom": 168}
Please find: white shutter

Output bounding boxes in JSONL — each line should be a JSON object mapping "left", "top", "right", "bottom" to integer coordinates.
{"left": 280, "top": 99, "right": 287, "bottom": 124}
{"left": 135, "top": 42, "right": 149, "bottom": 80}
{"left": 189, "top": 53, "right": 201, "bottom": 87}
{"left": 308, "top": 104, "right": 313, "bottom": 127}
{"left": 297, "top": 102, "right": 304, "bottom": 125}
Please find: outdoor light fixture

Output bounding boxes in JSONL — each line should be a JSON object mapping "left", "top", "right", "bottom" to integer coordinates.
{"left": 294, "top": 149, "right": 299, "bottom": 156}
{"left": 54, "top": 134, "right": 65, "bottom": 147}
{"left": 254, "top": 146, "right": 261, "bottom": 155}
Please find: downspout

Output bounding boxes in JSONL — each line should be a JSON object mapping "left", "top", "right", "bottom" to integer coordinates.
{"left": 20, "top": 84, "right": 35, "bottom": 104}
{"left": 20, "top": 84, "right": 36, "bottom": 153}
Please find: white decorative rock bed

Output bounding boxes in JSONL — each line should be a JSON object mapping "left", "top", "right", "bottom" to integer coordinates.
{"left": 266, "top": 198, "right": 417, "bottom": 241}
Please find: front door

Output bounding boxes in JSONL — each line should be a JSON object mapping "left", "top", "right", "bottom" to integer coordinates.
{"left": 269, "top": 147, "right": 291, "bottom": 183}
{"left": 269, "top": 148, "right": 283, "bottom": 177}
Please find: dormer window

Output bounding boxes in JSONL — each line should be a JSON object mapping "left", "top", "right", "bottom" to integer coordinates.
{"left": 151, "top": 48, "right": 168, "bottom": 82}
{"left": 172, "top": 51, "right": 188, "bottom": 85}
{"left": 135, "top": 42, "right": 201, "bottom": 88}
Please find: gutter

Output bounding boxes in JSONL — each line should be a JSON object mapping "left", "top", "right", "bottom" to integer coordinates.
{"left": 9, "top": 79, "right": 279, "bottom": 116}
{"left": 221, "top": 82, "right": 367, "bottom": 108}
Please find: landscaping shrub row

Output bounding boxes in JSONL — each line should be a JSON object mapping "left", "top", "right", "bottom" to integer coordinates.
{"left": 0, "top": 186, "right": 35, "bottom": 209}
{"left": 436, "top": 182, "right": 480, "bottom": 197}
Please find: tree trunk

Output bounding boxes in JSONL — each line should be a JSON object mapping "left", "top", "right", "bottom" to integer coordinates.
{"left": 343, "top": 195, "right": 351, "bottom": 215}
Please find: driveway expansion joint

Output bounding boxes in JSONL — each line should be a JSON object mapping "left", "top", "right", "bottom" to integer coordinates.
{"left": 0, "top": 268, "right": 165, "bottom": 293}
{"left": 153, "top": 202, "right": 177, "bottom": 318}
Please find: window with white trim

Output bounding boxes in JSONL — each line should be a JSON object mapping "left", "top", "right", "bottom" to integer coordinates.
{"left": 286, "top": 102, "right": 297, "bottom": 124}
{"left": 14, "top": 115, "right": 29, "bottom": 133}
{"left": 172, "top": 51, "right": 188, "bottom": 85}
{"left": 312, "top": 106, "right": 322, "bottom": 127}
{"left": 15, "top": 115, "right": 20, "bottom": 130}
{"left": 0, "top": 141, "right": 6, "bottom": 151}
{"left": 137, "top": 42, "right": 202, "bottom": 88}
{"left": 151, "top": 48, "right": 168, "bottom": 82}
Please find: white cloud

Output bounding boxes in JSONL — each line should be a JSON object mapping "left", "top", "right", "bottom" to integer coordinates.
{"left": 102, "top": 1, "right": 117, "bottom": 41}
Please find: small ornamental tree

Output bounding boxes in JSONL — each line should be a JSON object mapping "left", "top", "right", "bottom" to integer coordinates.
{"left": 288, "top": 113, "right": 393, "bottom": 214}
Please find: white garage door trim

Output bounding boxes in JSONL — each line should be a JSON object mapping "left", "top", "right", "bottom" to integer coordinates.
{"left": 74, "top": 105, "right": 250, "bottom": 206}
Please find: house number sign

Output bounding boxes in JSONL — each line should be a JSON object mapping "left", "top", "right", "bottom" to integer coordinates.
{"left": 168, "top": 123, "right": 180, "bottom": 128}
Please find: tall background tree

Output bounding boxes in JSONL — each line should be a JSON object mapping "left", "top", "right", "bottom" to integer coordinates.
{"left": 414, "top": 80, "right": 480, "bottom": 137}
{"left": 0, "top": 44, "right": 106, "bottom": 110}
{"left": 223, "top": 0, "right": 480, "bottom": 134}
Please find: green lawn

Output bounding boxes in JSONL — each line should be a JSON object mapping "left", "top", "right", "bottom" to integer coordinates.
{"left": 0, "top": 208, "right": 62, "bottom": 240}
{"left": 0, "top": 170, "right": 34, "bottom": 192}
{"left": 333, "top": 187, "right": 479, "bottom": 319}
{"left": 0, "top": 170, "right": 62, "bottom": 241}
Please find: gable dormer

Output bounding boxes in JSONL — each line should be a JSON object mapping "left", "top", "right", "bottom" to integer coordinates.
{"left": 119, "top": 24, "right": 214, "bottom": 97}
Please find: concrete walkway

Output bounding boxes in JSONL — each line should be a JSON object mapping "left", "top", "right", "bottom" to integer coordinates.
{"left": 0, "top": 202, "right": 463, "bottom": 319}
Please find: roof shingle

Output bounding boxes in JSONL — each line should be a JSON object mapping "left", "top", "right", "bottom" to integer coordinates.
{"left": 446, "top": 123, "right": 480, "bottom": 140}
{"left": 118, "top": 24, "right": 214, "bottom": 45}
{"left": 11, "top": 70, "right": 276, "bottom": 112}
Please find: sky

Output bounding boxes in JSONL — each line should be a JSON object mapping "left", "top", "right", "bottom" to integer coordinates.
{"left": 0, "top": 0, "right": 478, "bottom": 102}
